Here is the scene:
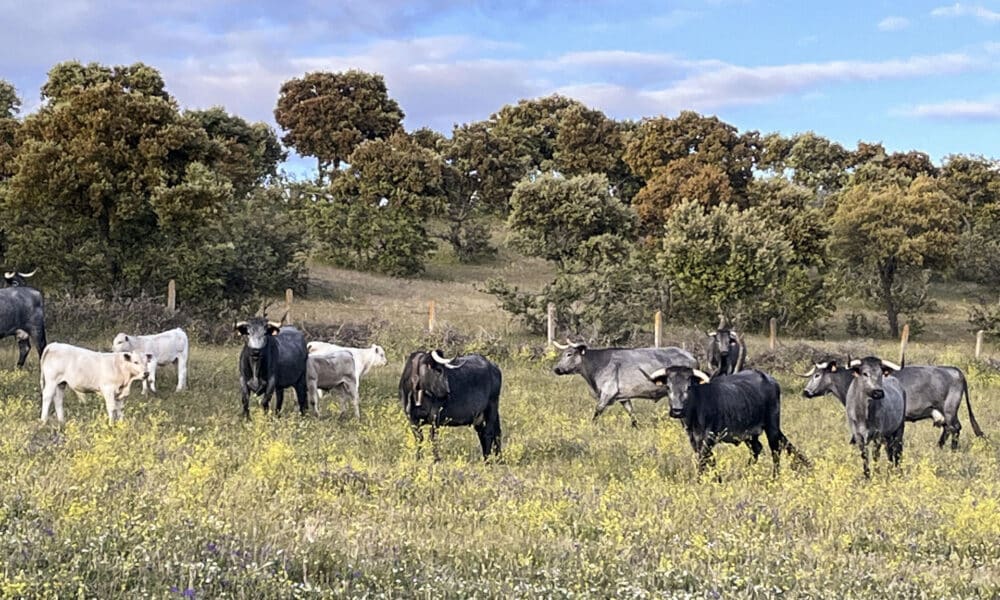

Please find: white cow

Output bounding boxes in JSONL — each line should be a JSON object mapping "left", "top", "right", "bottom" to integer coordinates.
{"left": 112, "top": 328, "right": 189, "bottom": 393}
{"left": 306, "top": 342, "right": 387, "bottom": 418}
{"left": 40, "top": 342, "right": 152, "bottom": 424}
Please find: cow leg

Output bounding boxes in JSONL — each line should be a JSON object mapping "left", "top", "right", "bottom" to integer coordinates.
{"left": 147, "top": 361, "right": 157, "bottom": 394}
{"left": 859, "top": 440, "right": 871, "bottom": 479}
{"left": 745, "top": 436, "right": 763, "bottom": 464}
{"left": 336, "top": 385, "right": 349, "bottom": 419}
{"left": 101, "top": 388, "right": 118, "bottom": 426}
{"left": 16, "top": 331, "right": 30, "bottom": 369}
{"left": 53, "top": 384, "right": 66, "bottom": 423}
{"left": 274, "top": 387, "right": 285, "bottom": 416}
{"left": 696, "top": 440, "right": 716, "bottom": 477}
{"left": 937, "top": 426, "right": 949, "bottom": 448}
{"left": 240, "top": 382, "right": 251, "bottom": 420}
{"left": 349, "top": 380, "right": 360, "bottom": 421}
{"left": 592, "top": 390, "right": 618, "bottom": 423}
{"left": 620, "top": 400, "right": 639, "bottom": 428}
{"left": 177, "top": 353, "right": 188, "bottom": 391}
{"left": 948, "top": 419, "right": 962, "bottom": 451}
{"left": 430, "top": 424, "right": 441, "bottom": 462}
{"left": 410, "top": 424, "right": 424, "bottom": 460}
{"left": 475, "top": 422, "right": 491, "bottom": 459}
{"left": 40, "top": 382, "right": 55, "bottom": 423}
{"left": 295, "top": 378, "right": 308, "bottom": 416}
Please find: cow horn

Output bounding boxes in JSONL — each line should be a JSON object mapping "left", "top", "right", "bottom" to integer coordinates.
{"left": 797, "top": 365, "right": 817, "bottom": 378}
{"left": 692, "top": 369, "right": 711, "bottom": 384}
{"left": 880, "top": 359, "right": 902, "bottom": 371}
{"left": 552, "top": 340, "right": 570, "bottom": 349}
{"left": 431, "top": 350, "right": 463, "bottom": 369}
{"left": 17, "top": 270, "right": 35, "bottom": 278}
{"left": 568, "top": 339, "right": 585, "bottom": 349}
{"left": 3, "top": 271, "right": 13, "bottom": 279}
{"left": 267, "top": 321, "right": 282, "bottom": 330}
{"left": 848, "top": 359, "right": 861, "bottom": 368}
{"left": 234, "top": 321, "right": 248, "bottom": 332}
{"left": 644, "top": 367, "right": 667, "bottom": 382}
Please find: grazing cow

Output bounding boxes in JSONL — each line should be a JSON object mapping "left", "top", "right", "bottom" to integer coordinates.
{"left": 842, "top": 357, "right": 906, "bottom": 478}
{"left": 706, "top": 327, "right": 746, "bottom": 376}
{"left": 552, "top": 340, "right": 698, "bottom": 427}
{"left": 0, "top": 285, "right": 47, "bottom": 368}
{"left": 39, "top": 342, "right": 152, "bottom": 424}
{"left": 801, "top": 359, "right": 982, "bottom": 449}
{"left": 235, "top": 318, "right": 308, "bottom": 418}
{"left": 306, "top": 350, "right": 361, "bottom": 418}
{"left": 3, "top": 269, "right": 36, "bottom": 287}
{"left": 306, "top": 341, "right": 387, "bottom": 417}
{"left": 398, "top": 350, "right": 502, "bottom": 460}
{"left": 644, "top": 366, "right": 809, "bottom": 476}
{"left": 112, "top": 328, "right": 189, "bottom": 394}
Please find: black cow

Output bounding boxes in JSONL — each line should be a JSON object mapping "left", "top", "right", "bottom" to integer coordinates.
{"left": 399, "top": 350, "right": 502, "bottom": 461}
{"left": 1, "top": 285, "right": 47, "bottom": 368}
{"left": 706, "top": 327, "right": 746, "bottom": 376}
{"left": 235, "top": 318, "right": 308, "bottom": 418}
{"left": 3, "top": 269, "right": 36, "bottom": 287}
{"left": 552, "top": 340, "right": 698, "bottom": 427}
{"left": 844, "top": 357, "right": 906, "bottom": 478}
{"left": 644, "top": 366, "right": 809, "bottom": 476}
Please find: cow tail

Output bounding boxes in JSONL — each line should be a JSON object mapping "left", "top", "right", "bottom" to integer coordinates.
{"left": 35, "top": 320, "right": 47, "bottom": 356}
{"left": 735, "top": 335, "right": 746, "bottom": 372}
{"left": 962, "top": 377, "right": 984, "bottom": 437}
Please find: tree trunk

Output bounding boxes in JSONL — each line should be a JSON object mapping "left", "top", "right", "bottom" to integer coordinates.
{"left": 879, "top": 258, "right": 899, "bottom": 338}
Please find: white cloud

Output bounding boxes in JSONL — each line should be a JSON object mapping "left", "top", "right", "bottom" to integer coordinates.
{"left": 897, "top": 98, "right": 1000, "bottom": 120}
{"left": 878, "top": 16, "right": 911, "bottom": 31}
{"left": 931, "top": 3, "right": 1000, "bottom": 23}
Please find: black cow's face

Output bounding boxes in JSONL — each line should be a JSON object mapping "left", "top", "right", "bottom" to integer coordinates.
{"left": 407, "top": 352, "right": 450, "bottom": 407}
{"left": 553, "top": 345, "right": 586, "bottom": 375}
{"left": 235, "top": 317, "right": 281, "bottom": 358}
{"left": 3, "top": 269, "right": 35, "bottom": 287}
{"left": 649, "top": 367, "right": 708, "bottom": 418}
{"left": 851, "top": 357, "right": 895, "bottom": 400}
{"left": 802, "top": 361, "right": 839, "bottom": 398}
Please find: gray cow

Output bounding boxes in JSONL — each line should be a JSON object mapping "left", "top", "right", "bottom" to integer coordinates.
{"left": 802, "top": 358, "right": 983, "bottom": 449}
{"left": 552, "top": 339, "right": 698, "bottom": 427}
{"left": 843, "top": 356, "right": 906, "bottom": 478}
{"left": 1, "top": 285, "right": 47, "bottom": 368}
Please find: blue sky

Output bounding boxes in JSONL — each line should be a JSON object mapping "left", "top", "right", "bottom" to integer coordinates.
{"left": 1, "top": 0, "right": 997, "bottom": 175}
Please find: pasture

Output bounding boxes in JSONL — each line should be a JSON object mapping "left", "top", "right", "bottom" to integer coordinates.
{"left": 1, "top": 259, "right": 999, "bottom": 598}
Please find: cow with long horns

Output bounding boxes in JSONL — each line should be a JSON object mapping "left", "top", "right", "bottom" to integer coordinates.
{"left": 0, "top": 281, "right": 46, "bottom": 368}
{"left": 552, "top": 339, "right": 698, "bottom": 427}
{"left": 398, "top": 350, "right": 502, "bottom": 461}
{"left": 642, "top": 366, "right": 809, "bottom": 477}
{"left": 801, "top": 357, "right": 981, "bottom": 449}
{"left": 3, "top": 269, "right": 36, "bottom": 287}
{"left": 706, "top": 326, "right": 746, "bottom": 376}
{"left": 235, "top": 317, "right": 308, "bottom": 418}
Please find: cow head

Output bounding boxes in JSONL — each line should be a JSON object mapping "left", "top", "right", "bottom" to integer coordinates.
{"left": 643, "top": 366, "right": 711, "bottom": 418}
{"left": 235, "top": 317, "right": 281, "bottom": 357}
{"left": 3, "top": 269, "right": 36, "bottom": 287}
{"left": 111, "top": 333, "right": 134, "bottom": 352}
{"left": 370, "top": 344, "right": 388, "bottom": 368}
{"left": 849, "top": 356, "right": 900, "bottom": 401}
{"left": 118, "top": 351, "right": 153, "bottom": 383}
{"left": 706, "top": 328, "right": 740, "bottom": 357}
{"left": 800, "top": 360, "right": 841, "bottom": 398}
{"left": 552, "top": 339, "right": 587, "bottom": 375}
{"left": 406, "top": 350, "right": 457, "bottom": 407}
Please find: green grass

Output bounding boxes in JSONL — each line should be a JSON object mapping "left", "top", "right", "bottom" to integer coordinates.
{"left": 1, "top": 256, "right": 999, "bottom": 598}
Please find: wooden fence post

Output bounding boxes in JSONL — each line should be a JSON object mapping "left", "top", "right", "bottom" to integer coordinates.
{"left": 167, "top": 279, "right": 176, "bottom": 312}
{"left": 284, "top": 288, "right": 294, "bottom": 324}
{"left": 975, "top": 329, "right": 985, "bottom": 360}
{"left": 428, "top": 301, "right": 436, "bottom": 333}
{"left": 898, "top": 323, "right": 909, "bottom": 365}
{"left": 547, "top": 303, "right": 555, "bottom": 347}
{"left": 654, "top": 311, "right": 662, "bottom": 348}
{"left": 769, "top": 318, "right": 777, "bottom": 351}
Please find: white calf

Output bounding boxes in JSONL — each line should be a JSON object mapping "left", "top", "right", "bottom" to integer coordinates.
{"left": 40, "top": 343, "right": 151, "bottom": 424}
{"left": 112, "top": 327, "right": 189, "bottom": 393}
{"left": 306, "top": 342, "right": 387, "bottom": 418}
{"left": 307, "top": 350, "right": 358, "bottom": 418}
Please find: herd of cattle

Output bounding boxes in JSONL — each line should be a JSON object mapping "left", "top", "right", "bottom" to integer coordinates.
{"left": 0, "top": 270, "right": 987, "bottom": 478}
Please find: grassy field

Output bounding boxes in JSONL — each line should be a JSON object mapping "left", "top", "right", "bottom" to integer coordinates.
{"left": 1, "top": 252, "right": 999, "bottom": 598}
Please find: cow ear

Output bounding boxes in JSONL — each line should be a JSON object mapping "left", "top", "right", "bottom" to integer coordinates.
{"left": 122, "top": 352, "right": 131, "bottom": 362}
{"left": 146, "top": 353, "right": 154, "bottom": 362}
{"left": 706, "top": 331, "right": 714, "bottom": 337}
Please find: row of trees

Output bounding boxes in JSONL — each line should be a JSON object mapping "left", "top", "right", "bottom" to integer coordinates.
{"left": 2, "top": 62, "right": 998, "bottom": 339}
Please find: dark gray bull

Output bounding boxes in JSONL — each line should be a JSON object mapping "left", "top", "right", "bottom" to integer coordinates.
{"left": 843, "top": 357, "right": 906, "bottom": 478}
{"left": 706, "top": 327, "right": 746, "bottom": 376}
{"left": 235, "top": 318, "right": 308, "bottom": 418}
{"left": 3, "top": 269, "right": 36, "bottom": 287}
{"left": 399, "top": 350, "right": 502, "bottom": 461}
{"left": 1, "top": 284, "right": 47, "bottom": 368}
{"left": 643, "top": 366, "right": 809, "bottom": 476}
{"left": 801, "top": 359, "right": 983, "bottom": 449}
{"left": 552, "top": 340, "right": 698, "bottom": 427}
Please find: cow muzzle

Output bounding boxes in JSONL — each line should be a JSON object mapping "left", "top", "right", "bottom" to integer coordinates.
{"left": 669, "top": 408, "right": 684, "bottom": 418}
{"left": 870, "top": 389, "right": 885, "bottom": 400}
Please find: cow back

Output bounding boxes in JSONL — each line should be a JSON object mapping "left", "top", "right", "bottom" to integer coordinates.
{"left": 437, "top": 354, "right": 502, "bottom": 425}
{"left": 0, "top": 287, "right": 45, "bottom": 336}
{"left": 689, "top": 370, "right": 780, "bottom": 434}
